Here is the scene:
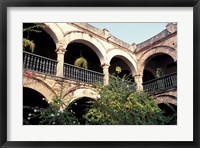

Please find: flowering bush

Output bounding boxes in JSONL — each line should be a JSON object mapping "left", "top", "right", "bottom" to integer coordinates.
{"left": 23, "top": 98, "right": 80, "bottom": 125}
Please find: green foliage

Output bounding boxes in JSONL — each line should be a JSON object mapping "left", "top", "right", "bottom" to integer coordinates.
{"left": 84, "top": 75, "right": 176, "bottom": 125}
{"left": 23, "top": 75, "right": 176, "bottom": 125}
{"left": 23, "top": 24, "right": 46, "bottom": 52}
{"left": 74, "top": 57, "right": 88, "bottom": 69}
{"left": 23, "top": 25, "right": 45, "bottom": 33}
{"left": 156, "top": 68, "right": 165, "bottom": 78}
{"left": 23, "top": 38, "right": 35, "bottom": 52}
{"left": 23, "top": 97, "right": 80, "bottom": 125}
{"left": 115, "top": 66, "right": 122, "bottom": 74}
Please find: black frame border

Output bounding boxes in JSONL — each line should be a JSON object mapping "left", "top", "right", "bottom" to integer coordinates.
{"left": 1, "top": 0, "right": 199, "bottom": 148}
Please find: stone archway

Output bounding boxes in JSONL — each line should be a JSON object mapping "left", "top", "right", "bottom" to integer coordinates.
{"left": 23, "top": 76, "right": 57, "bottom": 103}
{"left": 107, "top": 48, "right": 138, "bottom": 76}
{"left": 43, "top": 23, "right": 65, "bottom": 46}
{"left": 138, "top": 46, "right": 176, "bottom": 74}
{"left": 155, "top": 95, "right": 177, "bottom": 105}
{"left": 62, "top": 87, "right": 100, "bottom": 107}
{"left": 64, "top": 31, "right": 106, "bottom": 65}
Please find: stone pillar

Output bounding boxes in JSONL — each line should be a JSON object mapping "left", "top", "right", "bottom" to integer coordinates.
{"left": 101, "top": 64, "right": 110, "bottom": 85}
{"left": 134, "top": 74, "right": 143, "bottom": 91}
{"left": 55, "top": 43, "right": 66, "bottom": 77}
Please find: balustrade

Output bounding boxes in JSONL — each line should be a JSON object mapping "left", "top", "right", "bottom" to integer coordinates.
{"left": 143, "top": 73, "right": 177, "bottom": 94}
{"left": 64, "top": 63, "right": 104, "bottom": 84}
{"left": 23, "top": 52, "right": 177, "bottom": 92}
{"left": 23, "top": 51, "right": 57, "bottom": 75}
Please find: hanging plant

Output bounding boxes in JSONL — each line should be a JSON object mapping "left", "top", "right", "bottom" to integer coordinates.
{"left": 23, "top": 24, "right": 46, "bottom": 53}
{"left": 115, "top": 66, "right": 122, "bottom": 74}
{"left": 23, "top": 38, "right": 35, "bottom": 53}
{"left": 74, "top": 57, "right": 88, "bottom": 69}
{"left": 156, "top": 68, "right": 165, "bottom": 78}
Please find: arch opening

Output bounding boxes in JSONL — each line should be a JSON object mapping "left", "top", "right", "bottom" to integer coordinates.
{"left": 23, "top": 23, "right": 57, "bottom": 60}
{"left": 65, "top": 42, "right": 103, "bottom": 73}
{"left": 68, "top": 97, "right": 96, "bottom": 124}
{"left": 158, "top": 103, "right": 177, "bottom": 124}
{"left": 23, "top": 87, "right": 49, "bottom": 125}
{"left": 109, "top": 57, "right": 135, "bottom": 82}
{"left": 143, "top": 70, "right": 155, "bottom": 82}
{"left": 143, "top": 54, "right": 177, "bottom": 82}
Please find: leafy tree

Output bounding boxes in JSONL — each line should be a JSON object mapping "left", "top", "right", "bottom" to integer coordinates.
{"left": 84, "top": 75, "right": 176, "bottom": 125}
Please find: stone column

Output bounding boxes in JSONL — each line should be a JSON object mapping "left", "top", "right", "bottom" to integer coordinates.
{"left": 134, "top": 74, "right": 143, "bottom": 91}
{"left": 101, "top": 64, "right": 110, "bottom": 85}
{"left": 55, "top": 43, "right": 66, "bottom": 77}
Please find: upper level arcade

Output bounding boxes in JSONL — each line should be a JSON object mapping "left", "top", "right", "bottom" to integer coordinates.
{"left": 23, "top": 22, "right": 177, "bottom": 96}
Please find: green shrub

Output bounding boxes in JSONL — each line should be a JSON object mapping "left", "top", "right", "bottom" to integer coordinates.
{"left": 23, "top": 98, "right": 80, "bottom": 125}
{"left": 84, "top": 75, "right": 175, "bottom": 125}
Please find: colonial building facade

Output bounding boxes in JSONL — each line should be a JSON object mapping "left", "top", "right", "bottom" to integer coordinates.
{"left": 23, "top": 23, "right": 177, "bottom": 114}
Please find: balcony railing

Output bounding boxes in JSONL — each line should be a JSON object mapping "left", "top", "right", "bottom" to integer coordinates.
{"left": 23, "top": 52, "right": 177, "bottom": 93}
{"left": 23, "top": 51, "right": 57, "bottom": 75}
{"left": 64, "top": 63, "right": 104, "bottom": 84}
{"left": 143, "top": 72, "right": 177, "bottom": 94}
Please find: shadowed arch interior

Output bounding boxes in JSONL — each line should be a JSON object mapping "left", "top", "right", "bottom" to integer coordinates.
{"left": 109, "top": 57, "right": 135, "bottom": 82}
{"left": 143, "top": 53, "right": 177, "bottom": 82}
{"left": 68, "top": 97, "right": 96, "bottom": 124}
{"left": 65, "top": 42, "right": 102, "bottom": 73}
{"left": 23, "top": 87, "right": 49, "bottom": 125}
{"left": 158, "top": 103, "right": 177, "bottom": 125}
{"left": 23, "top": 23, "right": 57, "bottom": 60}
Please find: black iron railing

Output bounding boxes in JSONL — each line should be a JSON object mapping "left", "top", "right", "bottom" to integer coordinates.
{"left": 23, "top": 51, "right": 176, "bottom": 91}
{"left": 64, "top": 63, "right": 104, "bottom": 84}
{"left": 143, "top": 72, "right": 177, "bottom": 94}
{"left": 23, "top": 51, "right": 57, "bottom": 75}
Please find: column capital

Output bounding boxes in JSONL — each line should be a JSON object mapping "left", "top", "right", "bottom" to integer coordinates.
{"left": 133, "top": 74, "right": 143, "bottom": 78}
{"left": 101, "top": 63, "right": 110, "bottom": 68}
{"left": 55, "top": 42, "right": 66, "bottom": 54}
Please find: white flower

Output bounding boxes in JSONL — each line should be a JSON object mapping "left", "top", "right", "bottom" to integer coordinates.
{"left": 74, "top": 103, "right": 77, "bottom": 105}
{"left": 51, "top": 114, "right": 54, "bottom": 117}
{"left": 28, "top": 117, "right": 31, "bottom": 120}
{"left": 70, "top": 110, "right": 73, "bottom": 112}
{"left": 73, "top": 121, "right": 76, "bottom": 124}
{"left": 53, "top": 122, "right": 56, "bottom": 125}
{"left": 57, "top": 113, "right": 60, "bottom": 116}
{"left": 34, "top": 109, "right": 37, "bottom": 112}
{"left": 42, "top": 98, "right": 45, "bottom": 100}
{"left": 28, "top": 113, "right": 32, "bottom": 116}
